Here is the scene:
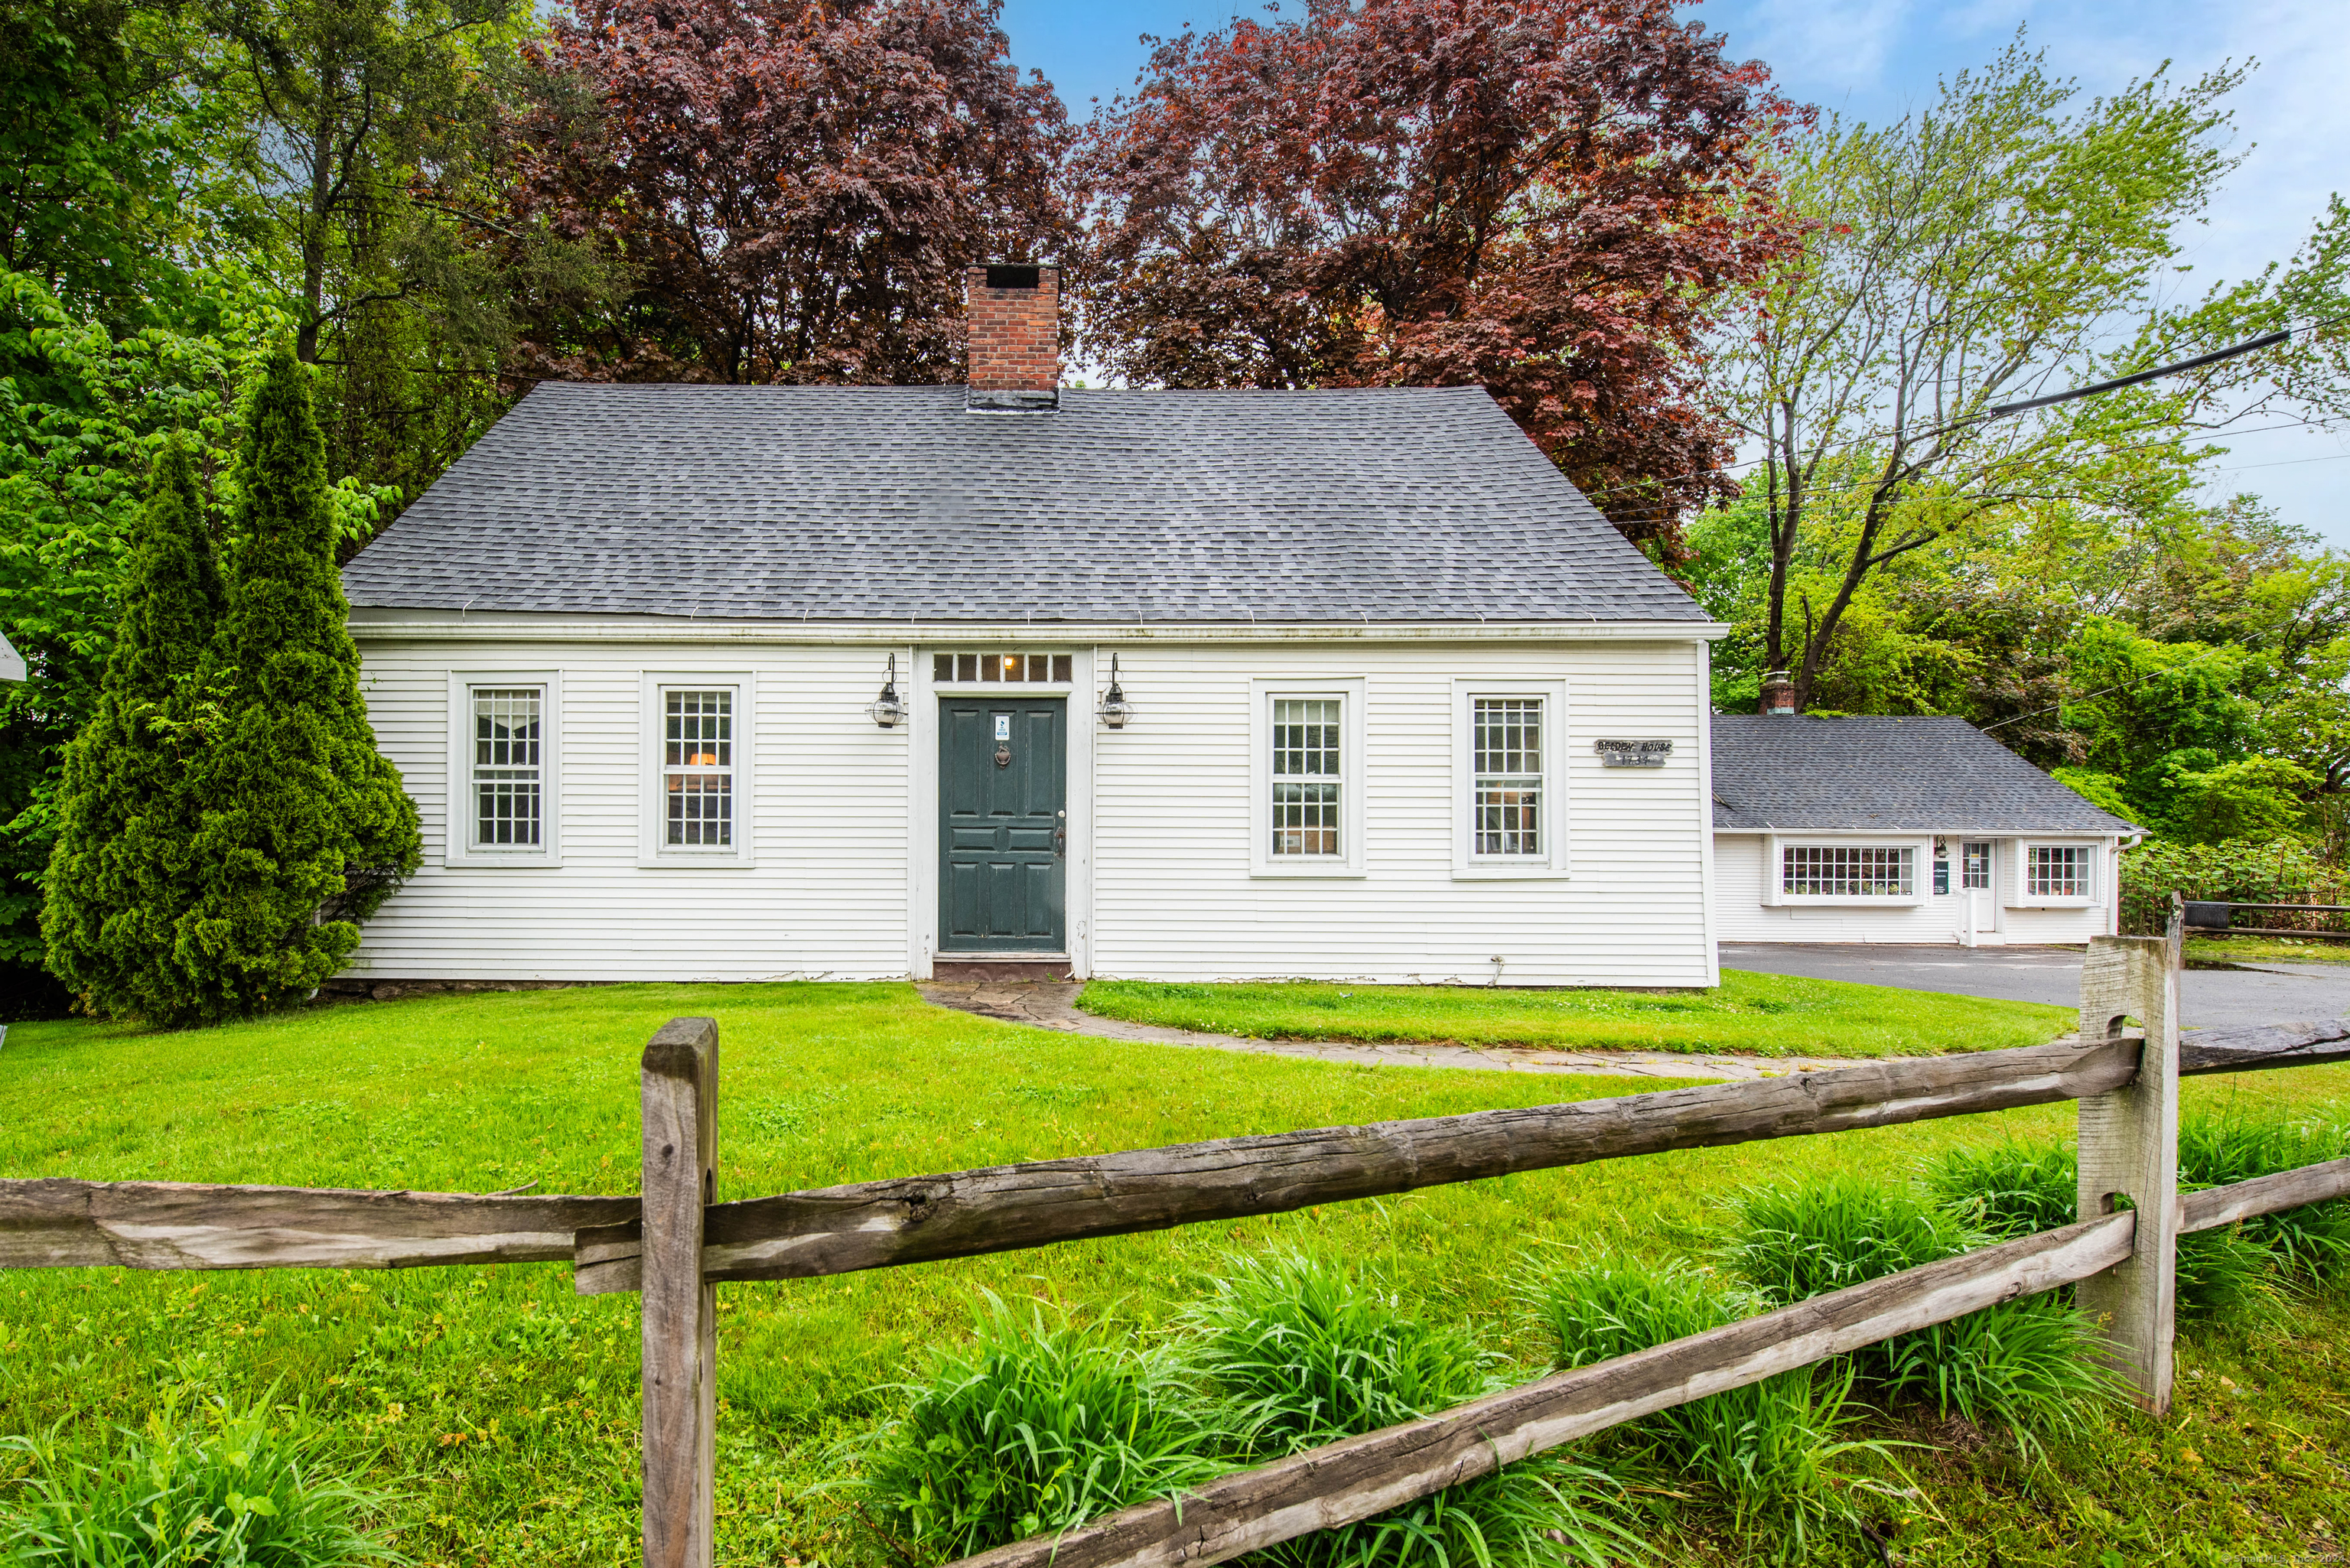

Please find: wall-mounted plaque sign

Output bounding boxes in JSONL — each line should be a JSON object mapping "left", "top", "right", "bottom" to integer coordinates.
{"left": 1594, "top": 738, "right": 1674, "bottom": 768}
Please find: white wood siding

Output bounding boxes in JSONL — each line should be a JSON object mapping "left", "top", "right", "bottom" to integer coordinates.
{"left": 1086, "top": 642, "right": 1711, "bottom": 987}
{"left": 348, "top": 636, "right": 1715, "bottom": 987}
{"left": 1713, "top": 832, "right": 2119, "bottom": 945}
{"left": 351, "top": 642, "right": 914, "bottom": 981}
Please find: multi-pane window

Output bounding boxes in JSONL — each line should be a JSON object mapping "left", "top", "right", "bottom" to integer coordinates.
{"left": 1782, "top": 844, "right": 1913, "bottom": 897}
{"left": 662, "top": 690, "right": 733, "bottom": 847}
{"left": 1472, "top": 698, "right": 1543, "bottom": 856}
{"left": 933, "top": 652, "right": 1072, "bottom": 684}
{"left": 1271, "top": 698, "right": 1343, "bottom": 857}
{"left": 2026, "top": 844, "right": 2091, "bottom": 898}
{"left": 1961, "top": 841, "right": 1993, "bottom": 890}
{"left": 473, "top": 688, "right": 542, "bottom": 847}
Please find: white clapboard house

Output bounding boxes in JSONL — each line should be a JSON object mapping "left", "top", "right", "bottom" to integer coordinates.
{"left": 1710, "top": 712, "right": 2141, "bottom": 945}
{"left": 335, "top": 265, "right": 1727, "bottom": 987}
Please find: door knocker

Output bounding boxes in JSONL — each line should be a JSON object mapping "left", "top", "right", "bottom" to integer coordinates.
{"left": 994, "top": 743, "right": 1012, "bottom": 768}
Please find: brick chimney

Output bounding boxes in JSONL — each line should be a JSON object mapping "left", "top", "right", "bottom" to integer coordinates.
{"left": 1759, "top": 670, "right": 1797, "bottom": 715}
{"left": 965, "top": 264, "right": 1059, "bottom": 411}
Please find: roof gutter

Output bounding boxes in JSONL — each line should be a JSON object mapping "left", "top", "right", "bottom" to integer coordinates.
{"left": 344, "top": 616, "right": 1730, "bottom": 646}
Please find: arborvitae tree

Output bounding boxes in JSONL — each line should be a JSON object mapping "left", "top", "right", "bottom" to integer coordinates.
{"left": 42, "top": 437, "right": 223, "bottom": 1018}
{"left": 174, "top": 349, "right": 421, "bottom": 1022}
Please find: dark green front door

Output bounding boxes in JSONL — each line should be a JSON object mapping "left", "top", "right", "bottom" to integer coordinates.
{"left": 939, "top": 698, "right": 1066, "bottom": 952}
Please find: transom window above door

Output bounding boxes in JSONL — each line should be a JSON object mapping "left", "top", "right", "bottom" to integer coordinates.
{"left": 933, "top": 652, "right": 1072, "bottom": 684}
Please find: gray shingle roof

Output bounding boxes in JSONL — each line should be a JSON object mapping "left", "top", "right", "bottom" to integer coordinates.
{"left": 341, "top": 383, "right": 1705, "bottom": 624}
{"left": 1710, "top": 715, "right": 2140, "bottom": 834}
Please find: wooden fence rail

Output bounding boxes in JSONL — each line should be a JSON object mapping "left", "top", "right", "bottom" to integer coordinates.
{"left": 4, "top": 911, "right": 2349, "bottom": 1568}
{"left": 13, "top": 1020, "right": 2346, "bottom": 1284}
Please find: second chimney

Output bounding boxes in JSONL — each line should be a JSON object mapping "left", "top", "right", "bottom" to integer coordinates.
{"left": 1759, "top": 671, "right": 1797, "bottom": 715}
{"left": 965, "top": 264, "right": 1059, "bottom": 412}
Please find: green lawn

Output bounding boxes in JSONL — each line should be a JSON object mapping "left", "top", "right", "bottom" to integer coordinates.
{"left": 2189, "top": 934, "right": 2350, "bottom": 966}
{"left": 1, "top": 982, "right": 2345, "bottom": 1567}
{"left": 1076, "top": 969, "right": 2075, "bottom": 1057}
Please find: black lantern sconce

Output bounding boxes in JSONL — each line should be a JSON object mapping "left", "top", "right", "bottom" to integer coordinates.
{"left": 867, "top": 653, "right": 905, "bottom": 729}
{"left": 1097, "top": 653, "right": 1132, "bottom": 730}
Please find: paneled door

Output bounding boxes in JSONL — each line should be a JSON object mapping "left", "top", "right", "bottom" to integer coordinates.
{"left": 939, "top": 699, "right": 1066, "bottom": 952}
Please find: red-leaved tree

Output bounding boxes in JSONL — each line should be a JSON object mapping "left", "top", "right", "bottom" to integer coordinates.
{"left": 506, "top": 0, "right": 1073, "bottom": 383}
{"left": 1076, "top": 0, "right": 1801, "bottom": 557}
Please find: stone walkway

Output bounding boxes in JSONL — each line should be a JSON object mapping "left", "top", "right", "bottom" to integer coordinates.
{"left": 917, "top": 981, "right": 1873, "bottom": 1082}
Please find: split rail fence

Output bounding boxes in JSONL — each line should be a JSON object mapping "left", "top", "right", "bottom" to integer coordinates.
{"left": 7, "top": 907, "right": 2350, "bottom": 1568}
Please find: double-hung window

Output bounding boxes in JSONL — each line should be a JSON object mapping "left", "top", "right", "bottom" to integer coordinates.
{"left": 1473, "top": 699, "right": 1543, "bottom": 856}
{"left": 1251, "top": 679, "right": 1365, "bottom": 875}
{"left": 446, "top": 673, "right": 561, "bottom": 865}
{"left": 1271, "top": 699, "right": 1343, "bottom": 857}
{"left": 1453, "top": 681, "right": 1568, "bottom": 877}
{"left": 662, "top": 691, "right": 734, "bottom": 847}
{"left": 474, "top": 688, "right": 543, "bottom": 847}
{"left": 640, "top": 675, "right": 754, "bottom": 864}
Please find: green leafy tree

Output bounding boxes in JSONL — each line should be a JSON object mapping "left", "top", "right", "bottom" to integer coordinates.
{"left": 41, "top": 439, "right": 222, "bottom": 1017}
{"left": 1715, "top": 39, "right": 2349, "bottom": 714}
{"left": 171, "top": 349, "right": 418, "bottom": 1023}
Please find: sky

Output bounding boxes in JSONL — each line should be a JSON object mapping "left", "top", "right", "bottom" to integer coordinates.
{"left": 994, "top": 0, "right": 2350, "bottom": 545}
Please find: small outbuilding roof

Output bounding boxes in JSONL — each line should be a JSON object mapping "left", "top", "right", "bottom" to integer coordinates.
{"left": 341, "top": 382, "right": 1706, "bottom": 626}
{"left": 1710, "top": 714, "right": 2140, "bottom": 835}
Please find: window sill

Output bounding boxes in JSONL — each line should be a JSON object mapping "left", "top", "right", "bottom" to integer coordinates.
{"left": 1771, "top": 896, "right": 1925, "bottom": 908}
{"left": 2009, "top": 898, "right": 2098, "bottom": 909}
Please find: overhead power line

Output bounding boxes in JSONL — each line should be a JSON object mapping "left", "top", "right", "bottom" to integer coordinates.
{"left": 1576, "top": 306, "right": 2348, "bottom": 508}
{"left": 1979, "top": 330, "right": 2290, "bottom": 419}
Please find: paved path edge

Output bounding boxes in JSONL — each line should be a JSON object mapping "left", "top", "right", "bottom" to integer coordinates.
{"left": 917, "top": 981, "right": 1983, "bottom": 1083}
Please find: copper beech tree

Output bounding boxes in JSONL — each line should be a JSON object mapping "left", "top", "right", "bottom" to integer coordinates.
{"left": 1076, "top": 0, "right": 1800, "bottom": 558}
{"left": 506, "top": 0, "right": 1072, "bottom": 384}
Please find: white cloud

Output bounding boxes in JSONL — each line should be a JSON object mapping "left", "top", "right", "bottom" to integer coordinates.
{"left": 1738, "top": 0, "right": 1918, "bottom": 93}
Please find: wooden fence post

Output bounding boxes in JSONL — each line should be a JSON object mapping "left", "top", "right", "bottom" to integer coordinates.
{"left": 2075, "top": 899, "right": 2182, "bottom": 1413}
{"left": 641, "top": 1018, "right": 718, "bottom": 1568}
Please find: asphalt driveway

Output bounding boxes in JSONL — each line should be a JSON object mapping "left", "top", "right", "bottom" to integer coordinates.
{"left": 1720, "top": 942, "right": 2350, "bottom": 1032}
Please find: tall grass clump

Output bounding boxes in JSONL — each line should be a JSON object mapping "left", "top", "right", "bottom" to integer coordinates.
{"left": 1725, "top": 1179, "right": 2117, "bottom": 1450}
{"left": 0, "top": 1394, "right": 404, "bottom": 1566}
{"left": 1920, "top": 1123, "right": 2336, "bottom": 1319}
{"left": 1190, "top": 1249, "right": 1634, "bottom": 1568}
{"left": 1920, "top": 1140, "right": 2075, "bottom": 1239}
{"left": 1527, "top": 1257, "right": 1878, "bottom": 1562}
{"left": 853, "top": 1299, "right": 1228, "bottom": 1561}
{"left": 2179, "top": 1111, "right": 2350, "bottom": 1283}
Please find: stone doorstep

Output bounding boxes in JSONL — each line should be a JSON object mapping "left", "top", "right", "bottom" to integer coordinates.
{"left": 930, "top": 956, "right": 1075, "bottom": 984}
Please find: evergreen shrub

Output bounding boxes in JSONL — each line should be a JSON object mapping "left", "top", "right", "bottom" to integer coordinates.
{"left": 169, "top": 349, "right": 420, "bottom": 1023}
{"left": 41, "top": 437, "right": 223, "bottom": 1020}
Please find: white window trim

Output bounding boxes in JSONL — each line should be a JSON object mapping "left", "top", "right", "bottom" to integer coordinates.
{"left": 2010, "top": 838, "right": 2101, "bottom": 907}
{"left": 1249, "top": 676, "right": 1367, "bottom": 878}
{"left": 1762, "top": 834, "right": 1930, "bottom": 906}
{"left": 444, "top": 671, "right": 562, "bottom": 868}
{"left": 1451, "top": 678, "right": 1569, "bottom": 879}
{"left": 639, "top": 672, "right": 756, "bottom": 867}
